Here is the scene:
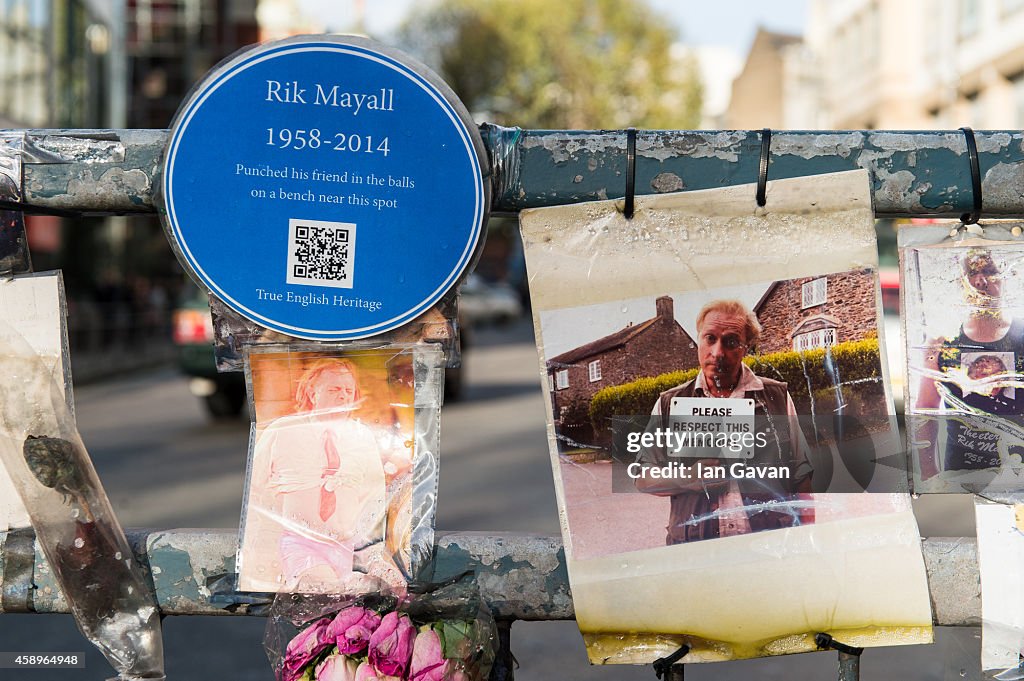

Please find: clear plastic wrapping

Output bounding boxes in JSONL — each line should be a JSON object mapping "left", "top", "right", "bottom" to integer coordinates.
{"left": 480, "top": 124, "right": 522, "bottom": 212}
{"left": 519, "top": 169, "right": 932, "bottom": 664}
{"left": 0, "top": 133, "right": 31, "bottom": 275}
{"left": 210, "top": 294, "right": 464, "bottom": 374}
{"left": 900, "top": 223, "right": 1024, "bottom": 495}
{"left": 0, "top": 272, "right": 72, "bottom": 531}
{"left": 976, "top": 497, "right": 1024, "bottom": 679}
{"left": 0, "top": 316, "right": 164, "bottom": 680}
{"left": 237, "top": 343, "right": 444, "bottom": 595}
{"left": 263, "top": 579, "right": 497, "bottom": 681}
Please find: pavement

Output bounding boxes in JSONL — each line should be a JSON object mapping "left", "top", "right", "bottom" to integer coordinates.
{"left": 70, "top": 340, "right": 177, "bottom": 384}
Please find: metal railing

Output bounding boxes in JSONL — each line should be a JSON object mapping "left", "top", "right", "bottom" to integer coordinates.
{"left": 4, "top": 128, "right": 1023, "bottom": 218}
{"left": 1, "top": 126, "right": 1019, "bottom": 679}
{"left": 0, "top": 530, "right": 980, "bottom": 625}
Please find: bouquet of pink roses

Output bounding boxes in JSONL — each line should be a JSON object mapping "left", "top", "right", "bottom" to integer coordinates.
{"left": 266, "top": 589, "right": 496, "bottom": 681}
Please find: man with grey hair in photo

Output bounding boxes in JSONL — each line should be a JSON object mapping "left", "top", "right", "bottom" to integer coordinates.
{"left": 635, "top": 299, "right": 814, "bottom": 544}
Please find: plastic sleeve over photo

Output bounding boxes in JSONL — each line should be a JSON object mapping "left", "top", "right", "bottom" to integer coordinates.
{"left": 0, "top": 320, "right": 164, "bottom": 680}
{"left": 235, "top": 343, "right": 444, "bottom": 595}
{"left": 519, "top": 169, "right": 932, "bottom": 664}
{"left": 975, "top": 498, "right": 1024, "bottom": 677}
{"left": 899, "top": 223, "right": 1024, "bottom": 496}
{"left": 209, "top": 292, "right": 466, "bottom": 373}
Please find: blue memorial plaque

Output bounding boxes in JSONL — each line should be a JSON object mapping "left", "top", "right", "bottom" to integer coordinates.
{"left": 162, "top": 35, "right": 489, "bottom": 340}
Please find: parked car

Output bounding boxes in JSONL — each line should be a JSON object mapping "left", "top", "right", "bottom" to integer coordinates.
{"left": 172, "top": 287, "right": 247, "bottom": 419}
{"left": 458, "top": 274, "right": 523, "bottom": 327}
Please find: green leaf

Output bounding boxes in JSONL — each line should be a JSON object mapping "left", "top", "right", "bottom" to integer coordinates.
{"left": 439, "top": 620, "right": 473, "bottom": 660}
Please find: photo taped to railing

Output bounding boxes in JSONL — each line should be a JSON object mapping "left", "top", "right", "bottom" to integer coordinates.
{"left": 901, "top": 225, "right": 1024, "bottom": 497}
{"left": 521, "top": 169, "right": 932, "bottom": 665}
{"left": 236, "top": 344, "right": 443, "bottom": 596}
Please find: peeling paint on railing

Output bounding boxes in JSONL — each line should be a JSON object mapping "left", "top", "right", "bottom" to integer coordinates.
{"left": 0, "top": 530, "right": 981, "bottom": 625}
{"left": 2, "top": 128, "right": 1022, "bottom": 219}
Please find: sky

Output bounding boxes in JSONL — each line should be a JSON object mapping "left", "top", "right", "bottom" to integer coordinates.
{"left": 297, "top": 0, "right": 807, "bottom": 60}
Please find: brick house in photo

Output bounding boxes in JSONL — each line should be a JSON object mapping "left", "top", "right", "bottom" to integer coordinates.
{"left": 755, "top": 268, "right": 878, "bottom": 354}
{"left": 546, "top": 296, "right": 697, "bottom": 446}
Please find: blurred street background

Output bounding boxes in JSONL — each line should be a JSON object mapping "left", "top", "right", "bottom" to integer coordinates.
{"left": 2, "top": 0, "right": 1022, "bottom": 678}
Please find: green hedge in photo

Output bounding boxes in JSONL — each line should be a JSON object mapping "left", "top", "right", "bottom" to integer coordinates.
{"left": 589, "top": 338, "right": 883, "bottom": 429}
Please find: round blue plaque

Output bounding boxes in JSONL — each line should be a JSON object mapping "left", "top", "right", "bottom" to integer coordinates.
{"left": 162, "top": 35, "right": 489, "bottom": 340}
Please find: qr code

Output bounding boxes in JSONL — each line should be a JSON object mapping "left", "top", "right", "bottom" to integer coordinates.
{"left": 286, "top": 219, "right": 356, "bottom": 289}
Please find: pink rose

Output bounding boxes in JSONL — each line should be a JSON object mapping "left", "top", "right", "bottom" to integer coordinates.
{"left": 353, "top": 662, "right": 401, "bottom": 681}
{"left": 315, "top": 654, "right": 360, "bottom": 681}
{"left": 281, "top": 617, "right": 332, "bottom": 681}
{"left": 368, "top": 612, "right": 416, "bottom": 677}
{"left": 409, "top": 629, "right": 445, "bottom": 681}
{"left": 326, "top": 606, "right": 382, "bottom": 655}
{"left": 354, "top": 662, "right": 378, "bottom": 681}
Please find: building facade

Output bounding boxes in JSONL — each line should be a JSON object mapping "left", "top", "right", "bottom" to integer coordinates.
{"left": 724, "top": 27, "right": 826, "bottom": 130}
{"left": 755, "top": 269, "right": 879, "bottom": 355}
{"left": 0, "top": 0, "right": 115, "bottom": 129}
{"left": 728, "top": 0, "right": 1024, "bottom": 130}
{"left": 0, "top": 1, "right": 259, "bottom": 358}
{"left": 546, "top": 296, "right": 697, "bottom": 441}
{"left": 125, "top": 0, "right": 259, "bottom": 128}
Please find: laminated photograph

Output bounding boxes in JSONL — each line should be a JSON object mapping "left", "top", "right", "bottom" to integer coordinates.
{"left": 520, "top": 169, "right": 932, "bottom": 664}
{"left": 976, "top": 499, "right": 1024, "bottom": 677}
{"left": 238, "top": 346, "right": 431, "bottom": 594}
{"left": 0, "top": 271, "right": 166, "bottom": 679}
{"left": 0, "top": 272, "right": 72, "bottom": 531}
{"left": 900, "top": 226, "right": 1024, "bottom": 495}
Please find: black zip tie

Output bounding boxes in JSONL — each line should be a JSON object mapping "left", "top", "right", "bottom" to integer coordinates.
{"left": 624, "top": 127, "right": 637, "bottom": 219}
{"left": 959, "top": 126, "right": 983, "bottom": 225}
{"left": 756, "top": 127, "right": 772, "bottom": 207}
{"left": 815, "top": 632, "right": 864, "bottom": 656}
{"left": 652, "top": 643, "right": 690, "bottom": 679}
